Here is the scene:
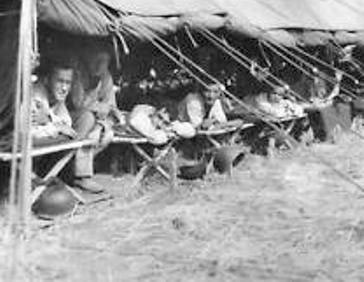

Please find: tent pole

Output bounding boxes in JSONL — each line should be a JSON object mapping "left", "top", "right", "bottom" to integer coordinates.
{"left": 6, "top": 1, "right": 35, "bottom": 279}
{"left": 15, "top": 0, "right": 35, "bottom": 231}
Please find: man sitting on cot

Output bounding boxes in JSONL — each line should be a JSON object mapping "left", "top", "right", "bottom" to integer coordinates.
{"left": 66, "top": 49, "right": 122, "bottom": 193}
{"left": 310, "top": 68, "right": 344, "bottom": 106}
{"left": 177, "top": 83, "right": 234, "bottom": 130}
{"left": 71, "top": 49, "right": 121, "bottom": 140}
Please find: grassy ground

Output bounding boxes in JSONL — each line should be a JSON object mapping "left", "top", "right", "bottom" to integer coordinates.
{"left": 2, "top": 134, "right": 364, "bottom": 281}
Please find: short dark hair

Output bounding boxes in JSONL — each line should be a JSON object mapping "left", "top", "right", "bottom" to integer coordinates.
{"left": 50, "top": 58, "right": 75, "bottom": 75}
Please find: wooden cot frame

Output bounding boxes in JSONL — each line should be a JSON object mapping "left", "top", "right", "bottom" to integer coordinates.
{"left": 0, "top": 114, "right": 307, "bottom": 214}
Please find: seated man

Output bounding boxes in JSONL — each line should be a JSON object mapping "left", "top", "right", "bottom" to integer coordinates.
{"left": 71, "top": 49, "right": 119, "bottom": 139}
{"left": 32, "top": 61, "right": 105, "bottom": 193}
{"left": 69, "top": 49, "right": 120, "bottom": 193}
{"left": 31, "top": 62, "right": 77, "bottom": 142}
{"left": 177, "top": 89, "right": 205, "bottom": 128}
{"left": 177, "top": 84, "right": 231, "bottom": 130}
{"left": 310, "top": 68, "right": 343, "bottom": 106}
{"left": 204, "top": 84, "right": 230, "bottom": 125}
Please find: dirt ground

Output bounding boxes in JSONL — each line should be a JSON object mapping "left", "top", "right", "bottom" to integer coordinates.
{"left": 2, "top": 134, "right": 364, "bottom": 281}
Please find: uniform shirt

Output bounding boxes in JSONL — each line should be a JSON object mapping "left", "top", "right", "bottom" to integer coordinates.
{"left": 208, "top": 99, "right": 227, "bottom": 123}
{"left": 31, "top": 82, "right": 72, "bottom": 139}
{"left": 71, "top": 65, "right": 116, "bottom": 119}
{"left": 178, "top": 92, "right": 205, "bottom": 128}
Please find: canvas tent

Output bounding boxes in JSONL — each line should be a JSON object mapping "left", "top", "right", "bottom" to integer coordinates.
{"left": 2, "top": 0, "right": 364, "bottom": 226}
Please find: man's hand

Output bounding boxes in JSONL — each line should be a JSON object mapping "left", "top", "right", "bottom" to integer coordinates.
{"left": 335, "top": 70, "right": 344, "bottom": 82}
{"left": 32, "top": 111, "right": 50, "bottom": 125}
{"left": 202, "top": 118, "right": 216, "bottom": 130}
{"left": 57, "top": 124, "right": 78, "bottom": 139}
{"left": 83, "top": 80, "right": 102, "bottom": 108}
{"left": 110, "top": 108, "right": 126, "bottom": 125}
{"left": 32, "top": 100, "right": 50, "bottom": 125}
{"left": 87, "top": 125, "right": 102, "bottom": 142}
{"left": 95, "top": 107, "right": 109, "bottom": 120}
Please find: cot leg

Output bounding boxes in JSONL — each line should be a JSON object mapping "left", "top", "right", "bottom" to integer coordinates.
{"left": 131, "top": 144, "right": 172, "bottom": 188}
{"left": 32, "top": 150, "right": 86, "bottom": 205}
{"left": 170, "top": 148, "right": 178, "bottom": 190}
{"left": 131, "top": 164, "right": 150, "bottom": 189}
{"left": 268, "top": 137, "right": 275, "bottom": 158}
{"left": 43, "top": 151, "right": 76, "bottom": 182}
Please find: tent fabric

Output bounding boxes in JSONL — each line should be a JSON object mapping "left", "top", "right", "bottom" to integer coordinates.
{"left": 334, "top": 31, "right": 361, "bottom": 45}
{"left": 294, "top": 31, "right": 335, "bottom": 47}
{"left": 261, "top": 30, "right": 297, "bottom": 47}
{"left": 218, "top": 0, "right": 364, "bottom": 32}
{"left": 97, "top": 0, "right": 224, "bottom": 16}
{"left": 38, "top": 0, "right": 364, "bottom": 46}
{"left": 98, "top": 0, "right": 364, "bottom": 31}
{"left": 0, "top": 15, "right": 19, "bottom": 149}
{"left": 38, "top": 0, "right": 111, "bottom": 36}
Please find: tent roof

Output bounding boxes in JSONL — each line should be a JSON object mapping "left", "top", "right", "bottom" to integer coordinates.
{"left": 97, "top": 0, "right": 364, "bottom": 31}
{"left": 98, "top": 0, "right": 224, "bottom": 16}
{"left": 38, "top": 0, "right": 364, "bottom": 45}
{"left": 219, "top": 0, "right": 364, "bottom": 31}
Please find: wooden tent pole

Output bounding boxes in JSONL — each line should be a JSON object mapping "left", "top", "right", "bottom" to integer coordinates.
{"left": 5, "top": 1, "right": 36, "bottom": 279}
{"left": 15, "top": 0, "right": 35, "bottom": 230}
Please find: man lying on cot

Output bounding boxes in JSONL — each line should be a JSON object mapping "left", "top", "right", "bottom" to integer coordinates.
{"left": 128, "top": 102, "right": 199, "bottom": 143}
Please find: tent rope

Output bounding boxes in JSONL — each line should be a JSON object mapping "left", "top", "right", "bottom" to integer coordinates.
{"left": 262, "top": 40, "right": 358, "bottom": 100}
{"left": 263, "top": 39, "right": 359, "bottom": 98}
{"left": 293, "top": 42, "right": 358, "bottom": 84}
{"left": 124, "top": 25, "right": 281, "bottom": 122}
{"left": 330, "top": 38, "right": 364, "bottom": 76}
{"left": 123, "top": 24, "right": 299, "bottom": 129}
{"left": 198, "top": 27, "right": 306, "bottom": 102}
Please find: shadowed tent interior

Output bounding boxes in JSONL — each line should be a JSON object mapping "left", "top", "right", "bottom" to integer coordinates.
{"left": 0, "top": 2, "right": 20, "bottom": 150}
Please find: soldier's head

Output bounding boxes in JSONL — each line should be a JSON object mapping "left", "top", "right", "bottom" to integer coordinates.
{"left": 48, "top": 61, "right": 74, "bottom": 103}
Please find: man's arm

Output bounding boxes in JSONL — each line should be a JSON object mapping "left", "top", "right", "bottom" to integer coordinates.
{"left": 186, "top": 94, "right": 205, "bottom": 128}
{"left": 31, "top": 83, "right": 52, "bottom": 126}
{"left": 327, "top": 71, "right": 343, "bottom": 100}
{"left": 87, "top": 74, "right": 116, "bottom": 118}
